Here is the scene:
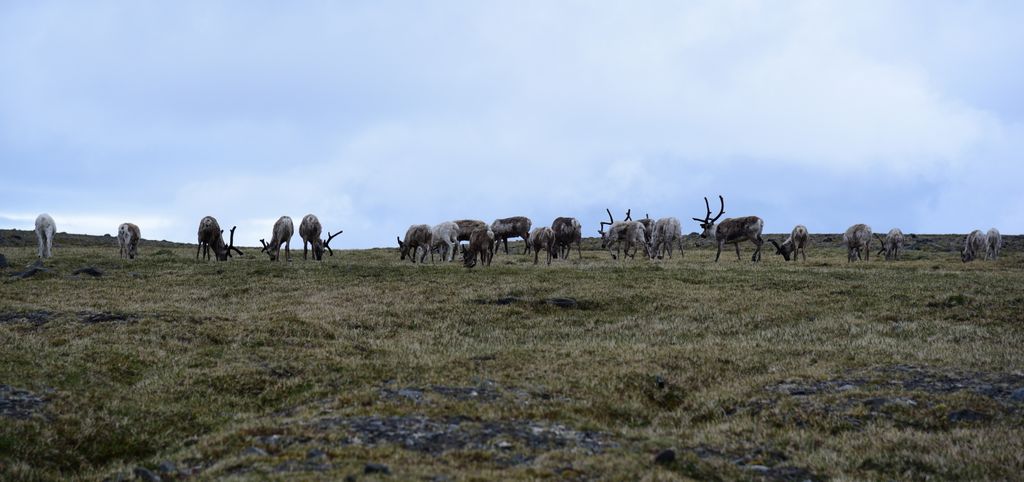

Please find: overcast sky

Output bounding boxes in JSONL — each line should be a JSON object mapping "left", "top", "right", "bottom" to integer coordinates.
{"left": 2, "top": 1, "right": 1022, "bottom": 248}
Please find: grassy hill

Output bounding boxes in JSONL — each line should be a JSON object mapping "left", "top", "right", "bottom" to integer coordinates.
{"left": 1, "top": 232, "right": 1022, "bottom": 480}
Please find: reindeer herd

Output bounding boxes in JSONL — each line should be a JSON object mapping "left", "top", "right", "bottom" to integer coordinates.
{"left": 23, "top": 199, "right": 1005, "bottom": 266}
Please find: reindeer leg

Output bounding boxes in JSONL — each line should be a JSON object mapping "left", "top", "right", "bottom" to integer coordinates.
{"left": 714, "top": 241, "right": 723, "bottom": 262}
{"left": 734, "top": 243, "right": 741, "bottom": 261}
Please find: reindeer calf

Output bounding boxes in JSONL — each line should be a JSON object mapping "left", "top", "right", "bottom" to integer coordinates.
{"left": 529, "top": 227, "right": 554, "bottom": 265}
{"left": 462, "top": 227, "right": 495, "bottom": 268}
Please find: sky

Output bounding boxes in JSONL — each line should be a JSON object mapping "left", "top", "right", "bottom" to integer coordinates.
{"left": 2, "top": 1, "right": 1022, "bottom": 248}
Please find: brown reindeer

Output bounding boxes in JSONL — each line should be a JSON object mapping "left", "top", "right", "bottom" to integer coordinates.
{"left": 196, "top": 216, "right": 243, "bottom": 261}
{"left": 491, "top": 216, "right": 532, "bottom": 255}
{"left": 529, "top": 226, "right": 554, "bottom": 265}
{"left": 551, "top": 217, "right": 582, "bottom": 260}
{"left": 462, "top": 227, "right": 495, "bottom": 268}
{"left": 692, "top": 195, "right": 764, "bottom": 262}
{"left": 398, "top": 224, "right": 432, "bottom": 263}
{"left": 298, "top": 214, "right": 342, "bottom": 261}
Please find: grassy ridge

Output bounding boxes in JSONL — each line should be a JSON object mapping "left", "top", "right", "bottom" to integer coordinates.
{"left": 1, "top": 234, "right": 1022, "bottom": 480}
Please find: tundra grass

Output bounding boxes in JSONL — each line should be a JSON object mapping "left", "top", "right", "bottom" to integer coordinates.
{"left": 1, "top": 236, "right": 1022, "bottom": 480}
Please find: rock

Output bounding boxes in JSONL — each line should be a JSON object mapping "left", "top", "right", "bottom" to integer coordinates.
{"left": 11, "top": 266, "right": 48, "bottom": 279}
{"left": 243, "top": 446, "right": 269, "bottom": 457}
{"left": 1010, "top": 388, "right": 1024, "bottom": 402}
{"left": 862, "top": 397, "right": 888, "bottom": 410}
{"left": 836, "top": 384, "right": 856, "bottom": 392}
{"left": 745, "top": 464, "right": 770, "bottom": 472}
{"left": 545, "top": 297, "right": 578, "bottom": 309}
{"left": 30, "top": 259, "right": 43, "bottom": 268}
{"left": 73, "top": 266, "right": 104, "bottom": 277}
{"left": 133, "top": 467, "right": 162, "bottom": 482}
{"left": 0, "top": 254, "right": 7, "bottom": 269}
{"left": 653, "top": 449, "right": 676, "bottom": 465}
{"left": 496, "top": 440, "right": 513, "bottom": 450}
{"left": 948, "top": 409, "right": 988, "bottom": 423}
{"left": 307, "top": 448, "right": 327, "bottom": 460}
{"left": 397, "top": 388, "right": 424, "bottom": 401}
{"left": 157, "top": 461, "right": 176, "bottom": 474}
{"left": 364, "top": 463, "right": 390, "bottom": 474}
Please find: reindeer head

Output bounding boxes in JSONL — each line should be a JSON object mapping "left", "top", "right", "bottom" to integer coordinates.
{"left": 768, "top": 239, "right": 792, "bottom": 261}
{"left": 692, "top": 195, "right": 725, "bottom": 238}
{"left": 216, "top": 226, "right": 244, "bottom": 261}
{"left": 313, "top": 230, "right": 342, "bottom": 260}
{"left": 598, "top": 208, "right": 615, "bottom": 248}
{"left": 397, "top": 236, "right": 412, "bottom": 261}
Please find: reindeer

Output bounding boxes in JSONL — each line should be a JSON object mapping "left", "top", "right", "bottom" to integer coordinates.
{"left": 462, "top": 227, "right": 495, "bottom": 268}
{"left": 961, "top": 229, "right": 987, "bottom": 263}
{"left": 398, "top": 224, "right": 432, "bottom": 263}
{"left": 843, "top": 224, "right": 872, "bottom": 262}
{"left": 259, "top": 216, "right": 294, "bottom": 262}
{"left": 430, "top": 221, "right": 460, "bottom": 262}
{"left": 529, "top": 227, "right": 554, "bottom": 265}
{"left": 986, "top": 228, "right": 1002, "bottom": 260}
{"left": 454, "top": 219, "right": 487, "bottom": 242}
{"left": 598, "top": 209, "right": 649, "bottom": 260}
{"left": 491, "top": 216, "right": 532, "bottom": 255}
{"left": 636, "top": 213, "right": 655, "bottom": 246}
{"left": 551, "top": 217, "right": 582, "bottom": 260}
{"left": 768, "top": 225, "right": 808, "bottom": 261}
{"left": 692, "top": 196, "right": 764, "bottom": 262}
{"left": 873, "top": 228, "right": 904, "bottom": 261}
{"left": 649, "top": 217, "right": 684, "bottom": 259}
{"left": 196, "top": 216, "right": 243, "bottom": 261}
{"left": 298, "top": 214, "right": 342, "bottom": 261}
{"left": 118, "top": 222, "right": 141, "bottom": 259}
{"left": 34, "top": 214, "right": 56, "bottom": 259}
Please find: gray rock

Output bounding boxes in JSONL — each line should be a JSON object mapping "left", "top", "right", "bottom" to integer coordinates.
{"left": 133, "top": 467, "right": 161, "bottom": 482}
{"left": 1010, "top": 388, "right": 1024, "bottom": 402}
{"left": 157, "top": 461, "right": 176, "bottom": 474}
{"left": 243, "top": 446, "right": 269, "bottom": 457}
{"left": 545, "top": 297, "right": 577, "bottom": 309}
{"left": 948, "top": 409, "right": 988, "bottom": 423}
{"left": 836, "top": 384, "right": 856, "bottom": 392}
{"left": 307, "top": 448, "right": 327, "bottom": 460}
{"left": 0, "top": 254, "right": 7, "bottom": 269}
{"left": 364, "top": 463, "right": 390, "bottom": 474}
{"left": 745, "top": 464, "right": 771, "bottom": 472}
{"left": 73, "top": 266, "right": 104, "bottom": 277}
{"left": 653, "top": 449, "right": 676, "bottom": 465}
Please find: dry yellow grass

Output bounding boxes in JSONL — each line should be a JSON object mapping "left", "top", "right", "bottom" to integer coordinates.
{"left": 1, "top": 233, "right": 1022, "bottom": 480}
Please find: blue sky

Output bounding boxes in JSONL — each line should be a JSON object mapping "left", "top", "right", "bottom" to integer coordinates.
{"left": 2, "top": 1, "right": 1022, "bottom": 248}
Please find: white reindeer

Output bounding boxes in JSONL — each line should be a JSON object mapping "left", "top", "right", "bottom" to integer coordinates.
{"left": 430, "top": 221, "right": 460, "bottom": 262}
{"left": 843, "top": 224, "right": 872, "bottom": 262}
{"left": 649, "top": 217, "right": 684, "bottom": 259}
{"left": 598, "top": 209, "right": 650, "bottom": 260}
{"left": 118, "top": 222, "right": 141, "bottom": 259}
{"left": 34, "top": 214, "right": 56, "bottom": 258}
{"left": 986, "top": 228, "right": 1002, "bottom": 260}
{"left": 875, "top": 228, "right": 904, "bottom": 261}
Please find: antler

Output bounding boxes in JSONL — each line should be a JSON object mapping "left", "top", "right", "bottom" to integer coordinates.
{"left": 259, "top": 238, "right": 268, "bottom": 252}
{"left": 599, "top": 208, "right": 614, "bottom": 235}
{"left": 710, "top": 195, "right": 725, "bottom": 223}
{"left": 624, "top": 209, "right": 632, "bottom": 221}
{"left": 693, "top": 197, "right": 712, "bottom": 223}
{"left": 324, "top": 230, "right": 343, "bottom": 256}
{"left": 227, "top": 226, "right": 244, "bottom": 257}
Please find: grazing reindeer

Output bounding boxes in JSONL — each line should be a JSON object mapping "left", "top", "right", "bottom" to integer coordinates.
{"left": 961, "top": 229, "right": 987, "bottom": 262}
{"left": 34, "top": 213, "right": 56, "bottom": 259}
{"left": 529, "top": 227, "right": 554, "bottom": 265}
{"left": 986, "top": 228, "right": 1002, "bottom": 260}
{"left": 650, "top": 217, "right": 684, "bottom": 259}
{"left": 298, "top": 214, "right": 342, "bottom": 261}
{"left": 398, "top": 224, "right": 432, "bottom": 263}
{"left": 430, "top": 221, "right": 460, "bottom": 262}
{"left": 874, "top": 228, "right": 904, "bottom": 261}
{"left": 843, "top": 224, "right": 872, "bottom": 262}
{"left": 636, "top": 213, "right": 655, "bottom": 247}
{"left": 692, "top": 196, "right": 764, "bottom": 262}
{"left": 551, "top": 217, "right": 582, "bottom": 260}
{"left": 491, "top": 216, "right": 532, "bottom": 255}
{"left": 598, "top": 209, "right": 649, "bottom": 260}
{"left": 260, "top": 216, "right": 294, "bottom": 262}
{"left": 768, "top": 225, "right": 808, "bottom": 261}
{"left": 462, "top": 227, "right": 495, "bottom": 268}
{"left": 454, "top": 219, "right": 487, "bottom": 242}
{"left": 196, "top": 216, "right": 243, "bottom": 261}
{"left": 118, "top": 222, "right": 141, "bottom": 259}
